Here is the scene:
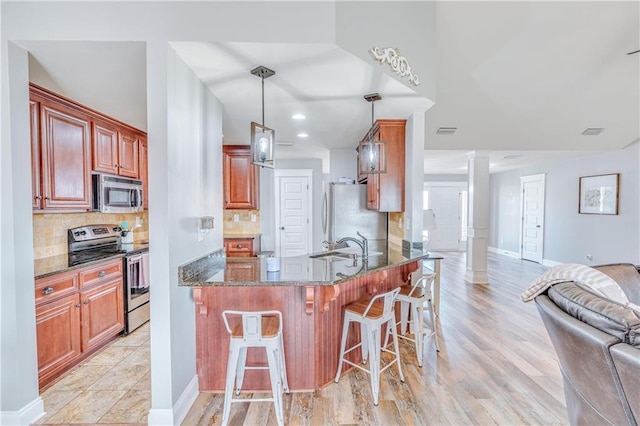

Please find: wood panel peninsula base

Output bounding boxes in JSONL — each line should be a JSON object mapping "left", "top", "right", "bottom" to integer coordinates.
{"left": 179, "top": 246, "right": 443, "bottom": 392}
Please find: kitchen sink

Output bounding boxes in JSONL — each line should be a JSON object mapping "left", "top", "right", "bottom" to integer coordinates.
{"left": 308, "top": 252, "right": 353, "bottom": 262}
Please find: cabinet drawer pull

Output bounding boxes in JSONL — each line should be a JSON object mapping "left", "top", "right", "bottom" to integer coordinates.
{"left": 236, "top": 244, "right": 243, "bottom": 249}
{"left": 98, "top": 270, "right": 106, "bottom": 277}
{"left": 42, "top": 286, "right": 54, "bottom": 295}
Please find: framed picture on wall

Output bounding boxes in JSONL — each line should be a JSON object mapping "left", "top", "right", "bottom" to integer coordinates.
{"left": 578, "top": 173, "right": 619, "bottom": 215}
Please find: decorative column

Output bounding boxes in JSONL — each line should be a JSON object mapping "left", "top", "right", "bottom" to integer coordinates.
{"left": 403, "top": 112, "right": 426, "bottom": 252}
{"left": 465, "top": 151, "right": 490, "bottom": 284}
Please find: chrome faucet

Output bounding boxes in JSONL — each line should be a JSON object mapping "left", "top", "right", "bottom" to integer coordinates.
{"left": 336, "top": 231, "right": 369, "bottom": 260}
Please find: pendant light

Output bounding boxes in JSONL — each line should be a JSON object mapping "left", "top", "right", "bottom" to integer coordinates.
{"left": 250, "top": 65, "right": 276, "bottom": 168}
{"left": 358, "top": 93, "right": 387, "bottom": 175}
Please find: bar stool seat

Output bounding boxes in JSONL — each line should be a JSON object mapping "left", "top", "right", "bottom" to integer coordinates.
{"left": 334, "top": 287, "right": 404, "bottom": 406}
{"left": 387, "top": 271, "right": 440, "bottom": 367}
{"left": 221, "top": 310, "right": 289, "bottom": 426}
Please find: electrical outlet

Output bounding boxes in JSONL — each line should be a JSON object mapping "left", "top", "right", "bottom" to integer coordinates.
{"left": 251, "top": 214, "right": 257, "bottom": 222}
{"left": 135, "top": 216, "right": 142, "bottom": 227}
{"left": 233, "top": 214, "right": 240, "bottom": 222}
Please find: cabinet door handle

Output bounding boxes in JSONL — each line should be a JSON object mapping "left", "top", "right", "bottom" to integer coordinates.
{"left": 42, "top": 286, "right": 54, "bottom": 295}
{"left": 83, "top": 300, "right": 89, "bottom": 305}
{"left": 98, "top": 270, "right": 106, "bottom": 277}
{"left": 45, "top": 196, "right": 50, "bottom": 200}
{"left": 236, "top": 244, "right": 243, "bottom": 248}
{"left": 35, "top": 195, "right": 42, "bottom": 200}
{"left": 75, "top": 303, "right": 81, "bottom": 308}
{"left": 280, "top": 227, "right": 285, "bottom": 230}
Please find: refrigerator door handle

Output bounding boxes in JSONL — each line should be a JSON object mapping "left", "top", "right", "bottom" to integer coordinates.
{"left": 321, "top": 191, "right": 327, "bottom": 234}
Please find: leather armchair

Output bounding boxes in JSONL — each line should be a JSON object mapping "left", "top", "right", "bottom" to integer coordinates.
{"left": 535, "top": 263, "right": 640, "bottom": 426}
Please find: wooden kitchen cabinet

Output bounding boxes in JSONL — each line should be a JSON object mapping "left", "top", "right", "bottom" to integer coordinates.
{"left": 224, "top": 258, "right": 260, "bottom": 281}
{"left": 30, "top": 83, "right": 148, "bottom": 212}
{"left": 139, "top": 135, "right": 149, "bottom": 210}
{"left": 358, "top": 119, "right": 406, "bottom": 212}
{"left": 35, "top": 292, "right": 82, "bottom": 388}
{"left": 35, "top": 258, "right": 124, "bottom": 389}
{"left": 30, "top": 87, "right": 92, "bottom": 211}
{"left": 223, "top": 145, "right": 259, "bottom": 209}
{"left": 30, "top": 100, "right": 42, "bottom": 210}
{"left": 92, "top": 121, "right": 140, "bottom": 178}
{"left": 224, "top": 237, "right": 261, "bottom": 257}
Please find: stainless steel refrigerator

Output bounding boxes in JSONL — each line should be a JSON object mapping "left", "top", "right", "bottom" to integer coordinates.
{"left": 322, "top": 183, "right": 388, "bottom": 243}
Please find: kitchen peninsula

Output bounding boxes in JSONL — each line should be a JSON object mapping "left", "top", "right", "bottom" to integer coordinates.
{"left": 179, "top": 244, "right": 442, "bottom": 391}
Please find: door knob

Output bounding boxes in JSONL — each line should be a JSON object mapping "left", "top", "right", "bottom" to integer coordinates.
{"left": 536, "top": 225, "right": 541, "bottom": 228}
{"left": 280, "top": 227, "right": 285, "bottom": 230}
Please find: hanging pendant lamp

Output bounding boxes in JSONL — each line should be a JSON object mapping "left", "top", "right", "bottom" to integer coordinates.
{"left": 250, "top": 65, "right": 276, "bottom": 168}
{"left": 358, "top": 93, "right": 387, "bottom": 175}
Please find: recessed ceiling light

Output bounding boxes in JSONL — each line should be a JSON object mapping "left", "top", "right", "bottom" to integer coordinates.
{"left": 297, "top": 133, "right": 309, "bottom": 138}
{"left": 292, "top": 114, "right": 306, "bottom": 120}
{"left": 436, "top": 127, "right": 457, "bottom": 135}
{"left": 582, "top": 128, "right": 605, "bottom": 136}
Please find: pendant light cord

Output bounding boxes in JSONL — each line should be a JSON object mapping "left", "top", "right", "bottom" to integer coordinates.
{"left": 261, "top": 77, "right": 265, "bottom": 127}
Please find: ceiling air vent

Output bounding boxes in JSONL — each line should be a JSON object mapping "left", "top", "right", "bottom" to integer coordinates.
{"left": 581, "top": 128, "right": 605, "bottom": 136}
{"left": 276, "top": 141, "right": 294, "bottom": 146}
{"left": 436, "top": 127, "right": 457, "bottom": 135}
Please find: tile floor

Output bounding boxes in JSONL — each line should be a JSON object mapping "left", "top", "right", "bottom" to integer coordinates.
{"left": 36, "top": 322, "right": 151, "bottom": 425}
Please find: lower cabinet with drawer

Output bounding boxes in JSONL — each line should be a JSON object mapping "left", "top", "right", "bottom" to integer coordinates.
{"left": 35, "top": 258, "right": 124, "bottom": 389}
{"left": 224, "top": 237, "right": 261, "bottom": 257}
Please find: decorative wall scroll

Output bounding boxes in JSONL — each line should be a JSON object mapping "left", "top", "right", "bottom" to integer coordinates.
{"left": 369, "top": 47, "right": 421, "bottom": 86}
{"left": 578, "top": 173, "right": 619, "bottom": 215}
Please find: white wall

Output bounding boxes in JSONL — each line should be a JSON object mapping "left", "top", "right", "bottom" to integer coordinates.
{"left": 490, "top": 142, "right": 640, "bottom": 265}
{"left": 147, "top": 44, "right": 224, "bottom": 423}
{"left": 1, "top": 42, "right": 43, "bottom": 425}
{"left": 328, "top": 148, "right": 356, "bottom": 183}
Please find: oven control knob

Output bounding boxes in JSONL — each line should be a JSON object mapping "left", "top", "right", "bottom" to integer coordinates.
{"left": 80, "top": 231, "right": 87, "bottom": 236}
{"left": 74, "top": 231, "right": 81, "bottom": 237}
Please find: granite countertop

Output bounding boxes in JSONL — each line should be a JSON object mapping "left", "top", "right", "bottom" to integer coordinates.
{"left": 223, "top": 233, "right": 262, "bottom": 239}
{"left": 34, "top": 241, "right": 150, "bottom": 279}
{"left": 178, "top": 242, "right": 443, "bottom": 287}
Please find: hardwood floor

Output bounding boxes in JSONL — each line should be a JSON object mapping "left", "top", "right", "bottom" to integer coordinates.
{"left": 183, "top": 251, "right": 568, "bottom": 425}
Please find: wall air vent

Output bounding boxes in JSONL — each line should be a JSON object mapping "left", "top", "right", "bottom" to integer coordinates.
{"left": 276, "top": 141, "right": 294, "bottom": 146}
{"left": 436, "top": 127, "right": 457, "bottom": 135}
{"left": 581, "top": 128, "right": 605, "bottom": 136}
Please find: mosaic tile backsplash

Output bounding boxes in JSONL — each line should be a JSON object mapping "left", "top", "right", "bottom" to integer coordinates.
{"left": 33, "top": 211, "right": 149, "bottom": 259}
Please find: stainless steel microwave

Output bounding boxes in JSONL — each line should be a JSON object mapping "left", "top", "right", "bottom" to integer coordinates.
{"left": 92, "top": 172, "right": 143, "bottom": 213}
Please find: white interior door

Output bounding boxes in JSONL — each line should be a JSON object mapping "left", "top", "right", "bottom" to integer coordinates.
{"left": 428, "top": 186, "right": 463, "bottom": 251}
{"left": 275, "top": 170, "right": 312, "bottom": 257}
{"left": 520, "top": 174, "right": 545, "bottom": 263}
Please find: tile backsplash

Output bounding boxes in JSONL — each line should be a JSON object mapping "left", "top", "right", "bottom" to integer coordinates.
{"left": 223, "top": 210, "right": 261, "bottom": 235}
{"left": 33, "top": 211, "right": 149, "bottom": 259}
{"left": 388, "top": 212, "right": 405, "bottom": 247}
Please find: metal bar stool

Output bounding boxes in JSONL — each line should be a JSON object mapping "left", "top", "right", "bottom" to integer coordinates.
{"left": 386, "top": 271, "right": 440, "bottom": 367}
{"left": 221, "top": 310, "right": 289, "bottom": 426}
{"left": 334, "top": 287, "right": 404, "bottom": 406}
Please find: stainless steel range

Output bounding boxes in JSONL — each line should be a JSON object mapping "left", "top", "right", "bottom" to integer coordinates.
{"left": 68, "top": 224, "right": 150, "bottom": 334}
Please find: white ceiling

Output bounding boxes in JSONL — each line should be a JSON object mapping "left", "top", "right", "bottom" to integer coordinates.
{"left": 18, "top": 1, "right": 640, "bottom": 175}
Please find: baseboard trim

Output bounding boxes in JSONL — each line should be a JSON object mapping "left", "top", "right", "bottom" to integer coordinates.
{"left": 488, "top": 246, "right": 521, "bottom": 259}
{"left": 0, "top": 396, "right": 44, "bottom": 426}
{"left": 542, "top": 259, "right": 562, "bottom": 267}
{"left": 147, "top": 375, "right": 199, "bottom": 426}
